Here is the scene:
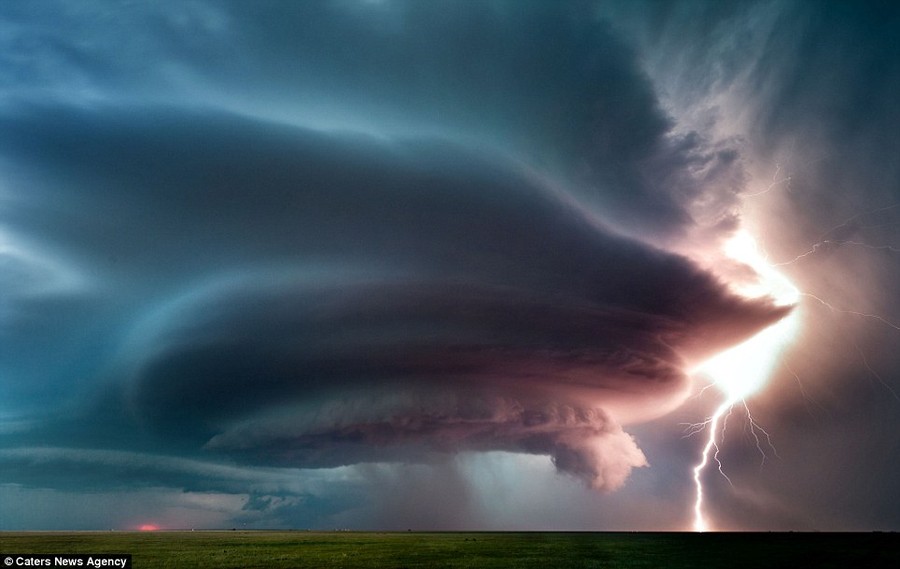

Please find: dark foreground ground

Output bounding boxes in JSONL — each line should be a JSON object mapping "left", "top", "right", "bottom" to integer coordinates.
{"left": 1, "top": 531, "right": 898, "bottom": 568}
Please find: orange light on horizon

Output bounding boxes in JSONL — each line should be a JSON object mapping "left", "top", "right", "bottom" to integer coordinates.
{"left": 138, "top": 524, "right": 160, "bottom": 531}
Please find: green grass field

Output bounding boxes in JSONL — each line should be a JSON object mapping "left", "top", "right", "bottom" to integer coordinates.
{"left": 1, "top": 531, "right": 897, "bottom": 568}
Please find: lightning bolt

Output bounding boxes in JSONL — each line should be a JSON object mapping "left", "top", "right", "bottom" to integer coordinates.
{"left": 774, "top": 203, "right": 900, "bottom": 267}
{"left": 688, "top": 222, "right": 900, "bottom": 529}
{"left": 684, "top": 137, "right": 900, "bottom": 529}
{"left": 688, "top": 231, "right": 801, "bottom": 532}
{"left": 688, "top": 185, "right": 900, "bottom": 529}
{"left": 800, "top": 292, "right": 900, "bottom": 332}
{"left": 742, "top": 163, "right": 791, "bottom": 198}
{"left": 691, "top": 397, "right": 734, "bottom": 532}
{"left": 774, "top": 240, "right": 900, "bottom": 267}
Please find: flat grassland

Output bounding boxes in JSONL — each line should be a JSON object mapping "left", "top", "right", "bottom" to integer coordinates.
{"left": 1, "top": 531, "right": 897, "bottom": 568}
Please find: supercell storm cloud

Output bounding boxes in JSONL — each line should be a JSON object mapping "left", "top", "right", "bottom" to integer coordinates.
{"left": 1, "top": 104, "right": 786, "bottom": 490}
{"left": 2, "top": 1, "right": 900, "bottom": 531}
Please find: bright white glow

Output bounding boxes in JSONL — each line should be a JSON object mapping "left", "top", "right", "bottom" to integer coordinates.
{"left": 690, "top": 231, "right": 801, "bottom": 531}
{"left": 722, "top": 231, "right": 799, "bottom": 307}
{"left": 697, "top": 231, "right": 801, "bottom": 399}
{"left": 697, "top": 313, "right": 799, "bottom": 400}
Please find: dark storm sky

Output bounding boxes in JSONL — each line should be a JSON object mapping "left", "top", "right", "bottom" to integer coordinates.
{"left": 1, "top": 1, "right": 899, "bottom": 531}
